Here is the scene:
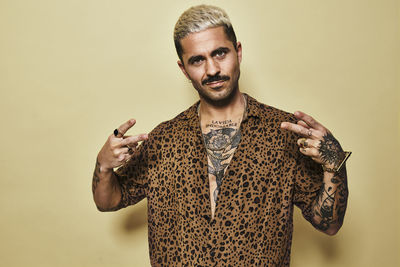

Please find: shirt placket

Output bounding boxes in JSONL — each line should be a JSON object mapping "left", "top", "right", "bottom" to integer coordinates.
{"left": 185, "top": 115, "right": 215, "bottom": 265}
{"left": 209, "top": 117, "right": 252, "bottom": 264}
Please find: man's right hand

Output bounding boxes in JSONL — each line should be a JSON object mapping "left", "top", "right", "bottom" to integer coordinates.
{"left": 97, "top": 119, "right": 148, "bottom": 172}
{"left": 92, "top": 119, "right": 148, "bottom": 211}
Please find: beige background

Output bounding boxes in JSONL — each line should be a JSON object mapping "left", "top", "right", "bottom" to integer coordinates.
{"left": 0, "top": 0, "right": 399, "bottom": 266}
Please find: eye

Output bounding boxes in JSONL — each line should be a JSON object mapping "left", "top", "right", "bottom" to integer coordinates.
{"left": 192, "top": 58, "right": 204, "bottom": 65}
{"left": 215, "top": 50, "right": 226, "bottom": 58}
{"left": 189, "top": 56, "right": 205, "bottom": 66}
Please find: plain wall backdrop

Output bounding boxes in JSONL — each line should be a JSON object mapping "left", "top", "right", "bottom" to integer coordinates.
{"left": 0, "top": 0, "right": 399, "bottom": 266}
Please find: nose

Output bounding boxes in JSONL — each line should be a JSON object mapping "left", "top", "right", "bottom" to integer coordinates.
{"left": 205, "top": 58, "right": 220, "bottom": 77}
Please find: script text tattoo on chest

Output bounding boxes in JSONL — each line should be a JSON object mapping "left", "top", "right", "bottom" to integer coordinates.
{"left": 206, "top": 119, "right": 238, "bottom": 129}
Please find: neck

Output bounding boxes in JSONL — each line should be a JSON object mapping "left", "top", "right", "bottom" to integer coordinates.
{"left": 199, "top": 91, "right": 245, "bottom": 121}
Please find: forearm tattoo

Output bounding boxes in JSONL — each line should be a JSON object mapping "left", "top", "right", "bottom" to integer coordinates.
{"left": 92, "top": 159, "right": 101, "bottom": 194}
{"left": 92, "top": 160, "right": 121, "bottom": 211}
{"left": 312, "top": 133, "right": 348, "bottom": 231}
{"left": 312, "top": 169, "right": 348, "bottom": 231}
{"left": 203, "top": 123, "right": 241, "bottom": 204}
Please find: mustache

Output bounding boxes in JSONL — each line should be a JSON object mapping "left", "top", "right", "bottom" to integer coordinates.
{"left": 202, "top": 75, "right": 230, "bottom": 85}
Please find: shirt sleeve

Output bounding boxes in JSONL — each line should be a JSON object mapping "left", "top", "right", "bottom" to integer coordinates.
{"left": 293, "top": 145, "right": 324, "bottom": 224}
{"left": 114, "top": 138, "right": 150, "bottom": 209}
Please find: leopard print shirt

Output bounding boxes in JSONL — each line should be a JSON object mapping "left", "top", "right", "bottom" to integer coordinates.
{"left": 115, "top": 94, "right": 323, "bottom": 266}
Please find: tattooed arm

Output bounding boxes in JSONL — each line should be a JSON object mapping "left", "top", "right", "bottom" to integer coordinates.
{"left": 92, "top": 160, "right": 122, "bottom": 212}
{"left": 310, "top": 161, "right": 348, "bottom": 235}
{"left": 93, "top": 119, "right": 148, "bottom": 211}
{"left": 281, "top": 111, "right": 349, "bottom": 235}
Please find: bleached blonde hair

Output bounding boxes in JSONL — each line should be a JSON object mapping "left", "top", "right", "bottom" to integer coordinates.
{"left": 174, "top": 5, "right": 237, "bottom": 62}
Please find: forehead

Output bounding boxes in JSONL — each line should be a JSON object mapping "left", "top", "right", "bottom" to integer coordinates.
{"left": 180, "top": 26, "right": 233, "bottom": 58}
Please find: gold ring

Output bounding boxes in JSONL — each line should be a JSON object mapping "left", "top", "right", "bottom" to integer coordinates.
{"left": 299, "top": 138, "right": 308, "bottom": 148}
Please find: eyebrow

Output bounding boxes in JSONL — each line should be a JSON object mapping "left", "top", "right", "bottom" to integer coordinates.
{"left": 187, "top": 47, "right": 231, "bottom": 65}
{"left": 211, "top": 47, "right": 230, "bottom": 57}
{"left": 188, "top": 55, "right": 205, "bottom": 65}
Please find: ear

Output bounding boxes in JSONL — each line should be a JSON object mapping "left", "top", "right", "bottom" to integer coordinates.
{"left": 177, "top": 60, "right": 190, "bottom": 80}
{"left": 236, "top": 41, "right": 242, "bottom": 64}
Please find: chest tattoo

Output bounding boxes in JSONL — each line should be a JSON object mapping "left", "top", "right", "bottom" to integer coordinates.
{"left": 198, "top": 95, "right": 247, "bottom": 217}
{"left": 202, "top": 126, "right": 242, "bottom": 205}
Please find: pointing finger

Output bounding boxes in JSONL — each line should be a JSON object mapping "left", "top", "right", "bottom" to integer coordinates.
{"left": 115, "top": 119, "right": 136, "bottom": 138}
{"left": 281, "top": 122, "right": 315, "bottom": 137}
{"left": 120, "top": 133, "right": 148, "bottom": 147}
{"left": 294, "top": 111, "right": 325, "bottom": 131}
{"left": 297, "top": 120, "right": 310, "bottom": 129}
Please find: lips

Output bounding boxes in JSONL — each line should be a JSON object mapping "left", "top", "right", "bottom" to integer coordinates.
{"left": 206, "top": 80, "right": 225, "bottom": 88}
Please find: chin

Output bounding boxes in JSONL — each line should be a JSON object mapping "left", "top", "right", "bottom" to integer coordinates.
{"left": 198, "top": 86, "right": 237, "bottom": 106}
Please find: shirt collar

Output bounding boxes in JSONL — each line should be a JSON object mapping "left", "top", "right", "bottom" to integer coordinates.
{"left": 179, "top": 93, "right": 263, "bottom": 121}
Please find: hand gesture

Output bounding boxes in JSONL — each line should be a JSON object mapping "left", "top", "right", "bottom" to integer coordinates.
{"left": 280, "top": 111, "right": 345, "bottom": 170}
{"left": 97, "top": 119, "right": 148, "bottom": 172}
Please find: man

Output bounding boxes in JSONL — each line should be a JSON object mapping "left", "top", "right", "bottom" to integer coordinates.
{"left": 92, "top": 5, "right": 350, "bottom": 266}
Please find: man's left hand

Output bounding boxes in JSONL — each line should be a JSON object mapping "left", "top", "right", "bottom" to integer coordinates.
{"left": 280, "top": 111, "right": 345, "bottom": 170}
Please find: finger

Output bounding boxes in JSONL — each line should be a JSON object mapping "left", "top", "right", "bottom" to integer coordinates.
{"left": 297, "top": 138, "right": 308, "bottom": 148}
{"left": 119, "top": 143, "right": 137, "bottom": 156}
{"left": 117, "top": 151, "right": 127, "bottom": 161}
{"left": 121, "top": 133, "right": 148, "bottom": 147}
{"left": 115, "top": 119, "right": 137, "bottom": 138}
{"left": 123, "top": 153, "right": 134, "bottom": 163}
{"left": 117, "top": 149, "right": 136, "bottom": 163}
{"left": 127, "top": 146, "right": 135, "bottom": 155}
{"left": 294, "top": 111, "right": 325, "bottom": 131}
{"left": 297, "top": 120, "right": 310, "bottom": 129}
{"left": 299, "top": 147, "right": 320, "bottom": 158}
{"left": 110, "top": 135, "right": 132, "bottom": 146}
{"left": 281, "top": 122, "right": 316, "bottom": 138}
{"left": 113, "top": 147, "right": 129, "bottom": 158}
{"left": 297, "top": 138, "right": 320, "bottom": 148}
